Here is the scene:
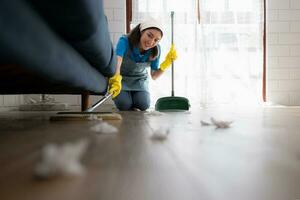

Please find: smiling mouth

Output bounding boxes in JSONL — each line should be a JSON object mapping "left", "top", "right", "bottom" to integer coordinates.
{"left": 144, "top": 44, "right": 151, "bottom": 49}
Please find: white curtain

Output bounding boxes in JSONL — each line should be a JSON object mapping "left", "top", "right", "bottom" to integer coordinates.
{"left": 132, "top": 0, "right": 264, "bottom": 108}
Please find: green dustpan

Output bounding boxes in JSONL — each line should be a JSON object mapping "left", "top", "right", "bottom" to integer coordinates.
{"left": 155, "top": 11, "right": 190, "bottom": 112}
{"left": 155, "top": 96, "right": 190, "bottom": 112}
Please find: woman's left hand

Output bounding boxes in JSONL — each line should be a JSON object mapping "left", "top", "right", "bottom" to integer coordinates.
{"left": 167, "top": 44, "right": 178, "bottom": 60}
{"left": 159, "top": 44, "right": 178, "bottom": 71}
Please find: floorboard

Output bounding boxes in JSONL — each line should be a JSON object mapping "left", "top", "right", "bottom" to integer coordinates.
{"left": 0, "top": 107, "right": 300, "bottom": 200}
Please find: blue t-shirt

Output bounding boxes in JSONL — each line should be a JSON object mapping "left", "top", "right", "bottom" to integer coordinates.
{"left": 115, "top": 35, "right": 160, "bottom": 70}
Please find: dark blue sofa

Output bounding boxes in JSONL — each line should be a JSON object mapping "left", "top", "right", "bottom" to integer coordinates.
{"left": 0, "top": 0, "right": 116, "bottom": 110}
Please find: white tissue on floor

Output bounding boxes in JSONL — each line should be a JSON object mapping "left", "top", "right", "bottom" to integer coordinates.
{"left": 210, "top": 117, "right": 233, "bottom": 128}
{"left": 144, "top": 110, "right": 165, "bottom": 116}
{"left": 90, "top": 121, "right": 118, "bottom": 134}
{"left": 151, "top": 127, "right": 170, "bottom": 141}
{"left": 34, "top": 138, "right": 89, "bottom": 179}
{"left": 200, "top": 120, "right": 211, "bottom": 126}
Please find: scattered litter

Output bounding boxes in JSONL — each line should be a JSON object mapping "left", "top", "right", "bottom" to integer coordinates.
{"left": 210, "top": 117, "right": 233, "bottom": 129}
{"left": 90, "top": 121, "right": 118, "bottom": 134}
{"left": 151, "top": 127, "right": 170, "bottom": 141}
{"left": 200, "top": 117, "right": 233, "bottom": 129}
{"left": 200, "top": 120, "right": 211, "bottom": 126}
{"left": 144, "top": 110, "right": 165, "bottom": 116}
{"left": 28, "top": 98, "right": 37, "bottom": 104}
{"left": 28, "top": 95, "right": 55, "bottom": 104}
{"left": 34, "top": 138, "right": 89, "bottom": 179}
{"left": 42, "top": 95, "right": 56, "bottom": 103}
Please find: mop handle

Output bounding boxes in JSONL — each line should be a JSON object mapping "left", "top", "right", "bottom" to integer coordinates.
{"left": 171, "top": 11, "right": 175, "bottom": 97}
{"left": 84, "top": 92, "right": 112, "bottom": 112}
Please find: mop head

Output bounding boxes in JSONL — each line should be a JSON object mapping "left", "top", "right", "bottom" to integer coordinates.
{"left": 155, "top": 96, "right": 190, "bottom": 112}
{"left": 50, "top": 112, "right": 122, "bottom": 121}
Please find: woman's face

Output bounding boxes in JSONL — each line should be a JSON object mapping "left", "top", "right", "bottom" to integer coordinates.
{"left": 139, "top": 28, "right": 162, "bottom": 51}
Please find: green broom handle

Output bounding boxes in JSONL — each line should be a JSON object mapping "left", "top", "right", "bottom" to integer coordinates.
{"left": 171, "top": 11, "right": 174, "bottom": 97}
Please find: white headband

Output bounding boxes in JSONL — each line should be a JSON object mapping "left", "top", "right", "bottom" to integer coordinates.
{"left": 140, "top": 18, "right": 163, "bottom": 35}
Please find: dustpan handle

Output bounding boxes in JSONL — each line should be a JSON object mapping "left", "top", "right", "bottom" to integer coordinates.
{"left": 171, "top": 11, "right": 175, "bottom": 97}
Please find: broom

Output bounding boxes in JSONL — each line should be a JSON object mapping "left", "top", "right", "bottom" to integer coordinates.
{"left": 155, "top": 11, "right": 190, "bottom": 112}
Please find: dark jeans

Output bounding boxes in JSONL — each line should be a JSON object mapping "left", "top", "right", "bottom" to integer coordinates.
{"left": 113, "top": 90, "right": 150, "bottom": 111}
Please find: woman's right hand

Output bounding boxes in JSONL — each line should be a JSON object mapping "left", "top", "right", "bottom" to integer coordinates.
{"left": 108, "top": 74, "right": 122, "bottom": 98}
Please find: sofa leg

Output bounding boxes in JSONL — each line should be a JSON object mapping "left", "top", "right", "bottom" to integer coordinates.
{"left": 81, "top": 92, "right": 90, "bottom": 111}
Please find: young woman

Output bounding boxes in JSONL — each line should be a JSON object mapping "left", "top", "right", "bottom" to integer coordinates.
{"left": 109, "top": 19, "right": 177, "bottom": 111}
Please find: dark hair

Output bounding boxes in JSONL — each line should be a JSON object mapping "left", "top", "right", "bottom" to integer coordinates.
{"left": 127, "top": 24, "right": 162, "bottom": 60}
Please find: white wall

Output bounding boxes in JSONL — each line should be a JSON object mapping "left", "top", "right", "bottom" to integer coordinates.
{"left": 103, "top": 0, "right": 126, "bottom": 46}
{"left": 0, "top": 0, "right": 126, "bottom": 110}
{"left": 267, "top": 0, "right": 300, "bottom": 105}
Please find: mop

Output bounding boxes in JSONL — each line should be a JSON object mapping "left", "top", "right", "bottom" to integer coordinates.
{"left": 50, "top": 92, "right": 122, "bottom": 121}
{"left": 155, "top": 11, "right": 190, "bottom": 112}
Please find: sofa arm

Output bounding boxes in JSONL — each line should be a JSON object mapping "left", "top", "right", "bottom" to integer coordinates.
{"left": 29, "top": 0, "right": 116, "bottom": 77}
{"left": 0, "top": 0, "right": 109, "bottom": 95}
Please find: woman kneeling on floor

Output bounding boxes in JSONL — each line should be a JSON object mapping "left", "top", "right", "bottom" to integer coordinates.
{"left": 108, "top": 18, "right": 177, "bottom": 111}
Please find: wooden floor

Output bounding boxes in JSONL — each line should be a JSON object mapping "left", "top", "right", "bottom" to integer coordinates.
{"left": 0, "top": 106, "right": 300, "bottom": 200}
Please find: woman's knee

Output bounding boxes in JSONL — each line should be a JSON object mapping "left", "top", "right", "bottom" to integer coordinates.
{"left": 132, "top": 91, "right": 150, "bottom": 111}
{"left": 115, "top": 101, "right": 132, "bottom": 111}
{"left": 113, "top": 91, "right": 132, "bottom": 111}
{"left": 136, "top": 102, "right": 150, "bottom": 111}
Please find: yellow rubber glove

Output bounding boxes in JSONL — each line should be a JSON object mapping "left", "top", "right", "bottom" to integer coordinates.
{"left": 108, "top": 74, "right": 122, "bottom": 98}
{"left": 159, "top": 44, "right": 178, "bottom": 71}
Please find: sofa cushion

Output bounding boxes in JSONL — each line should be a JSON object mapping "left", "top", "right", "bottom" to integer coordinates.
{"left": 0, "top": 0, "right": 108, "bottom": 94}
{"left": 28, "top": 0, "right": 116, "bottom": 77}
